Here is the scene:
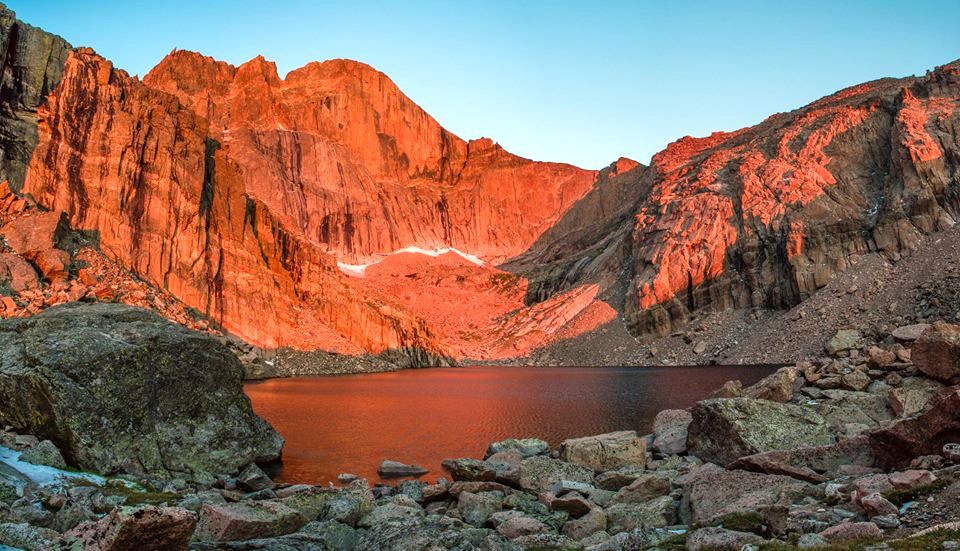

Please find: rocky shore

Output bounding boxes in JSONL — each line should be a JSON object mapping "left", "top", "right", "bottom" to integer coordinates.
{"left": 3, "top": 305, "right": 960, "bottom": 549}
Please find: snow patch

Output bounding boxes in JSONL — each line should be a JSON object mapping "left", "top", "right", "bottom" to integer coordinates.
{"left": 337, "top": 246, "right": 485, "bottom": 277}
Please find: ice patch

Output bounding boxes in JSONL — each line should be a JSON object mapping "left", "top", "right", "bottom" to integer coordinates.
{"left": 337, "top": 246, "right": 485, "bottom": 277}
{"left": 0, "top": 445, "right": 107, "bottom": 489}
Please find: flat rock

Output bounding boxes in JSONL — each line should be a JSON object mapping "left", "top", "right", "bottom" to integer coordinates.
{"left": 57, "top": 506, "right": 197, "bottom": 551}
{"left": 679, "top": 463, "right": 816, "bottom": 527}
{"left": 560, "top": 431, "right": 646, "bottom": 471}
{"left": 686, "top": 527, "right": 765, "bottom": 551}
{"left": 687, "top": 398, "right": 833, "bottom": 465}
{"left": 377, "top": 460, "right": 428, "bottom": 478}
{"left": 891, "top": 323, "right": 931, "bottom": 343}
{"left": 194, "top": 501, "right": 307, "bottom": 542}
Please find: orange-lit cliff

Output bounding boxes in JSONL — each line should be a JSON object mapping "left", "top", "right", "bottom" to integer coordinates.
{"left": 2, "top": 3, "right": 959, "bottom": 366}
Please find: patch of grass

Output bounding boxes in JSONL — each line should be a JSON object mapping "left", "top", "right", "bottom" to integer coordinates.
{"left": 99, "top": 483, "right": 180, "bottom": 507}
{"left": 882, "top": 477, "right": 953, "bottom": 506}
{"left": 651, "top": 532, "right": 688, "bottom": 550}
{"left": 889, "top": 528, "right": 960, "bottom": 550}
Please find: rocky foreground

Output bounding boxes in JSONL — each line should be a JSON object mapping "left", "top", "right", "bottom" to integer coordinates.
{"left": 3, "top": 306, "right": 960, "bottom": 549}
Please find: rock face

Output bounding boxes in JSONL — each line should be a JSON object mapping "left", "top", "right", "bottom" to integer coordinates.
{"left": 0, "top": 303, "right": 283, "bottom": 481}
{"left": 0, "top": 5, "right": 71, "bottom": 191}
{"left": 17, "top": 43, "right": 601, "bottom": 363}
{"left": 620, "top": 62, "right": 960, "bottom": 337}
{"left": 3, "top": 0, "right": 960, "bottom": 362}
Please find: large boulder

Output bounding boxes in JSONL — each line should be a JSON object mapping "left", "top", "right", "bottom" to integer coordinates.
{"left": 55, "top": 506, "right": 197, "bottom": 551}
{"left": 679, "top": 463, "right": 816, "bottom": 528}
{"left": 559, "top": 431, "right": 646, "bottom": 471}
{"left": 687, "top": 398, "right": 833, "bottom": 465}
{"left": 912, "top": 322, "right": 960, "bottom": 383}
{"left": 518, "top": 456, "right": 594, "bottom": 493}
{"left": 193, "top": 501, "right": 307, "bottom": 542}
{"left": 869, "top": 388, "right": 960, "bottom": 468}
{"left": 0, "top": 303, "right": 283, "bottom": 482}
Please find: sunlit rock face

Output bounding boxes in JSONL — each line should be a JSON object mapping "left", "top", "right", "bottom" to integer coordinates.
{"left": 620, "top": 62, "right": 960, "bottom": 336}
{"left": 141, "top": 50, "right": 599, "bottom": 265}
{"left": 7, "top": 0, "right": 960, "bottom": 362}
{"left": 19, "top": 47, "right": 607, "bottom": 362}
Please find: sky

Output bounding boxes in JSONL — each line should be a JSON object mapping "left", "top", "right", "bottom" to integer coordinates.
{"left": 13, "top": 1, "right": 960, "bottom": 169}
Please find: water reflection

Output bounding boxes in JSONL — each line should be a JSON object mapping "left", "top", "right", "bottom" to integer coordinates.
{"left": 245, "top": 365, "right": 775, "bottom": 484}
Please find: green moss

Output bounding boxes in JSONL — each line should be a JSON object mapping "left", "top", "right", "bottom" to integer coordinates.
{"left": 0, "top": 482, "right": 17, "bottom": 504}
{"left": 713, "top": 511, "right": 769, "bottom": 535}
{"left": 650, "top": 532, "right": 688, "bottom": 550}
{"left": 882, "top": 477, "right": 953, "bottom": 506}
{"left": 889, "top": 528, "right": 960, "bottom": 550}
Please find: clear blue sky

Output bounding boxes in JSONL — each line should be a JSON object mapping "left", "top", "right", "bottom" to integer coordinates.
{"left": 13, "top": 1, "right": 959, "bottom": 169}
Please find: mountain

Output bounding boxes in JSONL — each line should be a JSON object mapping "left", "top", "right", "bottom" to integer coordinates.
{"left": 0, "top": 3, "right": 958, "bottom": 368}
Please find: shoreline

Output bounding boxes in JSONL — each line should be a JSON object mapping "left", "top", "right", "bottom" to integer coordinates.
{"left": 3, "top": 304, "right": 960, "bottom": 550}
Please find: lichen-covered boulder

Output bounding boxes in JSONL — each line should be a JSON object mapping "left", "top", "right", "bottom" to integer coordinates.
{"left": 0, "top": 303, "right": 283, "bottom": 482}
{"left": 687, "top": 398, "right": 833, "bottom": 465}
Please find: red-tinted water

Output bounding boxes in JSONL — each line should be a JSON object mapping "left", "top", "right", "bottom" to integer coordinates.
{"left": 244, "top": 365, "right": 776, "bottom": 485}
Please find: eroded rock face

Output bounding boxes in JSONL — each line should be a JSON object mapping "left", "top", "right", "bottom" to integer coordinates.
{"left": 0, "top": 303, "right": 283, "bottom": 482}
{"left": 621, "top": 61, "right": 960, "bottom": 337}
{"left": 0, "top": 5, "right": 71, "bottom": 191}
{"left": 23, "top": 48, "right": 454, "bottom": 363}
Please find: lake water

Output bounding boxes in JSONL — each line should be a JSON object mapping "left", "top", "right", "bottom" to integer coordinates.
{"left": 245, "top": 365, "right": 776, "bottom": 484}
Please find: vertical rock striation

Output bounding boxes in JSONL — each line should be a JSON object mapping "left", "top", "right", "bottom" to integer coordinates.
{"left": 0, "top": 3, "right": 70, "bottom": 191}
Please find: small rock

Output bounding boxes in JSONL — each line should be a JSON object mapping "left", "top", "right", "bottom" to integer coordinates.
{"left": 377, "top": 460, "right": 428, "bottom": 478}
{"left": 685, "top": 527, "right": 764, "bottom": 551}
{"left": 944, "top": 443, "right": 960, "bottom": 463}
{"left": 861, "top": 492, "right": 899, "bottom": 518}
{"left": 891, "top": 323, "right": 930, "bottom": 342}
{"left": 237, "top": 463, "right": 273, "bottom": 492}
{"left": 485, "top": 438, "right": 550, "bottom": 459}
{"left": 826, "top": 329, "right": 861, "bottom": 356}
{"left": 442, "top": 458, "right": 496, "bottom": 482}
{"left": 550, "top": 492, "right": 592, "bottom": 518}
{"left": 798, "top": 532, "right": 829, "bottom": 548}
{"left": 496, "top": 516, "right": 548, "bottom": 539}
{"left": 819, "top": 521, "right": 883, "bottom": 543}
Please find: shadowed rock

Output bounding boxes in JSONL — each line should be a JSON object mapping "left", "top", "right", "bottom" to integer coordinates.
{"left": 0, "top": 303, "right": 283, "bottom": 482}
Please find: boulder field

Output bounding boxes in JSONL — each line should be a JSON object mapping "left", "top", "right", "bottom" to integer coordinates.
{"left": 1, "top": 310, "right": 960, "bottom": 549}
